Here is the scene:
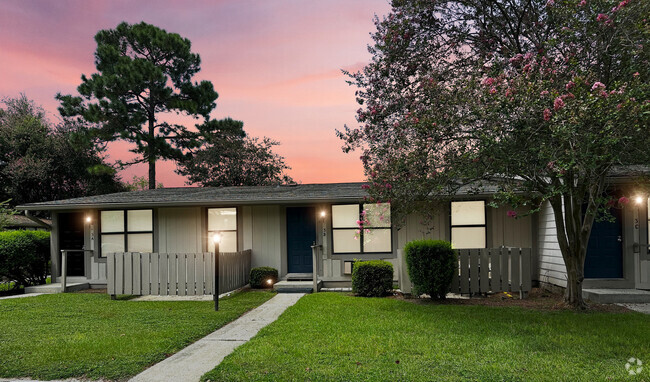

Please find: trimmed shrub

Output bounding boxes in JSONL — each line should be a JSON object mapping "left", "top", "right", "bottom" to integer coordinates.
{"left": 404, "top": 240, "right": 456, "bottom": 299}
{"left": 351, "top": 260, "right": 394, "bottom": 297}
{"left": 250, "top": 266, "right": 278, "bottom": 288}
{"left": 0, "top": 230, "right": 50, "bottom": 288}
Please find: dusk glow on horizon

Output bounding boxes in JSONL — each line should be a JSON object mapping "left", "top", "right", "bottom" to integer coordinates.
{"left": 0, "top": 0, "right": 391, "bottom": 187}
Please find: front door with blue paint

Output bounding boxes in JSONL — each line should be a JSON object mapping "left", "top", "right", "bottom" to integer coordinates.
{"left": 585, "top": 207, "right": 623, "bottom": 278}
{"left": 287, "top": 207, "right": 316, "bottom": 274}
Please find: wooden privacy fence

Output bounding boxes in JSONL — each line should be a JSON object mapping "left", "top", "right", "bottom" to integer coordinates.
{"left": 107, "top": 250, "right": 252, "bottom": 297}
{"left": 450, "top": 247, "right": 532, "bottom": 296}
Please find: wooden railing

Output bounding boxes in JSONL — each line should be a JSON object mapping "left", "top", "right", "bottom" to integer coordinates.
{"left": 107, "top": 250, "right": 252, "bottom": 297}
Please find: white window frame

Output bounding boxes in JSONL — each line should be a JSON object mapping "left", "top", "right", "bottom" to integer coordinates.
{"left": 99, "top": 209, "right": 153, "bottom": 257}
{"left": 331, "top": 203, "right": 392, "bottom": 254}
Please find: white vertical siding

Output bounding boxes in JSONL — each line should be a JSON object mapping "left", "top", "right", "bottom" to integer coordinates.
{"left": 537, "top": 200, "right": 567, "bottom": 287}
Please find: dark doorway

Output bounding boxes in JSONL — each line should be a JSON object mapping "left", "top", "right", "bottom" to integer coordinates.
{"left": 58, "top": 212, "right": 85, "bottom": 277}
{"left": 585, "top": 207, "right": 623, "bottom": 278}
{"left": 286, "top": 207, "right": 316, "bottom": 274}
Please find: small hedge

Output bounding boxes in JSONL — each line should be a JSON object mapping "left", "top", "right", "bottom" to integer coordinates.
{"left": 351, "top": 260, "right": 394, "bottom": 297}
{"left": 404, "top": 239, "right": 457, "bottom": 299}
{"left": 250, "top": 266, "right": 278, "bottom": 288}
{"left": 0, "top": 230, "right": 50, "bottom": 289}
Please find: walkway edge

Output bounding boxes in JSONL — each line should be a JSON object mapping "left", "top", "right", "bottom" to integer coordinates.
{"left": 129, "top": 293, "right": 305, "bottom": 382}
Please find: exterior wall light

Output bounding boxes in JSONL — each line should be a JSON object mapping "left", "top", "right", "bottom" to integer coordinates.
{"left": 320, "top": 210, "right": 326, "bottom": 218}
{"left": 635, "top": 196, "right": 644, "bottom": 205}
{"left": 85, "top": 216, "right": 92, "bottom": 223}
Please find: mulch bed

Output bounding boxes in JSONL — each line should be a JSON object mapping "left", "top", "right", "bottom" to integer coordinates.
{"left": 390, "top": 287, "right": 631, "bottom": 313}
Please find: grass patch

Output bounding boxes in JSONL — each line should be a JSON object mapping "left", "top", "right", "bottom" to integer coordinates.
{"left": 203, "top": 292, "right": 650, "bottom": 382}
{"left": 0, "top": 290, "right": 275, "bottom": 380}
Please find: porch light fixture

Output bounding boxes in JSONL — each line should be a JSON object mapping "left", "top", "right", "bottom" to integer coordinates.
{"left": 85, "top": 216, "right": 92, "bottom": 223}
{"left": 635, "top": 196, "right": 644, "bottom": 205}
{"left": 320, "top": 210, "right": 326, "bottom": 218}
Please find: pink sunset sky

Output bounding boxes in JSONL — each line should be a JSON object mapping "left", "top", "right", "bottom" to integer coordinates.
{"left": 0, "top": 0, "right": 391, "bottom": 186}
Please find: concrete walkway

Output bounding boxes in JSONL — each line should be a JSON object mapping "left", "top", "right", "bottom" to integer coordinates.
{"left": 129, "top": 293, "right": 304, "bottom": 382}
{"left": 0, "top": 293, "right": 44, "bottom": 300}
{"left": 618, "top": 303, "right": 650, "bottom": 314}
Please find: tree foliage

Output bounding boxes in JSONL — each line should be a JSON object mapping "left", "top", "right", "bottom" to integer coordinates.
{"left": 339, "top": 0, "right": 650, "bottom": 307}
{"left": 0, "top": 96, "right": 124, "bottom": 207}
{"left": 57, "top": 21, "right": 219, "bottom": 189}
{"left": 177, "top": 118, "right": 293, "bottom": 187}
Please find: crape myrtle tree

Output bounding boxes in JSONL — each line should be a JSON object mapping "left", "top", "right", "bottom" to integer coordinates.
{"left": 338, "top": 0, "right": 650, "bottom": 307}
{"left": 57, "top": 22, "right": 219, "bottom": 189}
{"left": 176, "top": 118, "right": 293, "bottom": 187}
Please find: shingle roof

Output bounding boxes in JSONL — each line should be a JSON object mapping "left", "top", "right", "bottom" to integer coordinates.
{"left": 5, "top": 214, "right": 52, "bottom": 227}
{"left": 17, "top": 183, "right": 369, "bottom": 211}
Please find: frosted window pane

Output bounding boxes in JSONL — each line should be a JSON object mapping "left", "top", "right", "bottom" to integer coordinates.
{"left": 451, "top": 201, "right": 485, "bottom": 226}
{"left": 363, "top": 203, "right": 391, "bottom": 227}
{"left": 332, "top": 205, "right": 359, "bottom": 228}
{"left": 208, "top": 208, "right": 237, "bottom": 231}
{"left": 127, "top": 210, "right": 152, "bottom": 232}
{"left": 101, "top": 234, "right": 124, "bottom": 256}
{"left": 363, "top": 228, "right": 392, "bottom": 252}
{"left": 451, "top": 227, "right": 486, "bottom": 249}
{"left": 101, "top": 211, "right": 124, "bottom": 233}
{"left": 333, "top": 229, "right": 360, "bottom": 253}
{"left": 127, "top": 233, "right": 153, "bottom": 252}
{"left": 209, "top": 231, "right": 237, "bottom": 253}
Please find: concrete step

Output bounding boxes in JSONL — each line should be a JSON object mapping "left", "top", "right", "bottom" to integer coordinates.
{"left": 25, "top": 282, "right": 89, "bottom": 294}
{"left": 273, "top": 280, "right": 321, "bottom": 293}
{"left": 583, "top": 288, "right": 650, "bottom": 303}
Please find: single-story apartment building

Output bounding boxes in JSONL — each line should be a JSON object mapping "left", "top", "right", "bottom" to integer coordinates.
{"left": 16, "top": 180, "right": 650, "bottom": 293}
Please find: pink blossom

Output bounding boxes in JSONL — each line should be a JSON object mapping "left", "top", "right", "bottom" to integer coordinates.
{"left": 591, "top": 82, "right": 606, "bottom": 91}
{"left": 546, "top": 0, "right": 554, "bottom": 7}
{"left": 489, "top": 87, "right": 497, "bottom": 94}
{"left": 361, "top": 184, "right": 370, "bottom": 190}
{"left": 543, "top": 108, "right": 552, "bottom": 121}
{"left": 540, "top": 90, "right": 550, "bottom": 97}
{"left": 634, "top": 72, "right": 640, "bottom": 77}
{"left": 507, "top": 210, "right": 518, "bottom": 218}
{"left": 385, "top": 183, "right": 392, "bottom": 190}
{"left": 619, "top": 196, "right": 630, "bottom": 205}
{"left": 617, "top": 103, "right": 623, "bottom": 110}
{"left": 482, "top": 77, "right": 495, "bottom": 86}
{"left": 596, "top": 14, "right": 609, "bottom": 22}
{"left": 600, "top": 90, "right": 609, "bottom": 98}
{"left": 554, "top": 97, "right": 565, "bottom": 111}
{"left": 579, "top": 0, "right": 586, "bottom": 6}
{"left": 565, "top": 81, "right": 575, "bottom": 90}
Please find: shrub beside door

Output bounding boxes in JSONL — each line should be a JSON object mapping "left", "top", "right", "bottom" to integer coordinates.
{"left": 404, "top": 240, "right": 456, "bottom": 300}
{"left": 351, "top": 260, "right": 394, "bottom": 297}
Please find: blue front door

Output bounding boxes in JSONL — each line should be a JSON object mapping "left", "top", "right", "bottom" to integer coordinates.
{"left": 585, "top": 207, "right": 623, "bottom": 278}
{"left": 287, "top": 207, "right": 316, "bottom": 273}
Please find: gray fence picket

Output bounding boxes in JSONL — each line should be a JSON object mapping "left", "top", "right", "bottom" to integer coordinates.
{"left": 469, "top": 249, "right": 479, "bottom": 294}
{"left": 115, "top": 253, "right": 124, "bottom": 294}
{"left": 196, "top": 253, "right": 205, "bottom": 294}
{"left": 178, "top": 253, "right": 187, "bottom": 296}
{"left": 205, "top": 252, "right": 213, "bottom": 294}
{"left": 151, "top": 253, "right": 159, "bottom": 294}
{"left": 159, "top": 253, "right": 168, "bottom": 296}
{"left": 124, "top": 252, "right": 133, "bottom": 295}
{"left": 107, "top": 253, "right": 115, "bottom": 295}
{"left": 169, "top": 253, "right": 177, "bottom": 295}
{"left": 500, "top": 247, "right": 509, "bottom": 292}
{"left": 491, "top": 249, "right": 501, "bottom": 292}
{"left": 133, "top": 253, "right": 141, "bottom": 295}
{"left": 141, "top": 252, "right": 150, "bottom": 294}
{"left": 511, "top": 248, "right": 521, "bottom": 293}
{"left": 480, "top": 249, "right": 489, "bottom": 293}
{"left": 459, "top": 250, "right": 469, "bottom": 294}
{"left": 521, "top": 248, "right": 532, "bottom": 292}
{"left": 187, "top": 253, "right": 196, "bottom": 296}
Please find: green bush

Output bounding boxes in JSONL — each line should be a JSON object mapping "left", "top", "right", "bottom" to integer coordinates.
{"left": 0, "top": 230, "right": 50, "bottom": 288}
{"left": 404, "top": 240, "right": 457, "bottom": 299}
{"left": 250, "top": 266, "right": 278, "bottom": 288}
{"left": 351, "top": 260, "right": 394, "bottom": 297}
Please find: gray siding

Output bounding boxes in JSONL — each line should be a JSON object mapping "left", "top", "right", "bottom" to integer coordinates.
{"left": 247, "top": 205, "right": 285, "bottom": 275}
{"left": 158, "top": 207, "right": 203, "bottom": 253}
{"left": 537, "top": 200, "right": 567, "bottom": 287}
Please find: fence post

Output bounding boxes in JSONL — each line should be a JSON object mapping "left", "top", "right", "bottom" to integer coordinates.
{"left": 311, "top": 243, "right": 322, "bottom": 293}
{"left": 60, "top": 250, "right": 67, "bottom": 293}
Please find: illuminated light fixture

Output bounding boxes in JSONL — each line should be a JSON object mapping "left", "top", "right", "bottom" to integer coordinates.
{"left": 212, "top": 233, "right": 221, "bottom": 244}
{"left": 320, "top": 211, "right": 326, "bottom": 218}
{"left": 266, "top": 279, "right": 273, "bottom": 285}
{"left": 85, "top": 216, "right": 92, "bottom": 223}
{"left": 635, "top": 196, "right": 644, "bottom": 205}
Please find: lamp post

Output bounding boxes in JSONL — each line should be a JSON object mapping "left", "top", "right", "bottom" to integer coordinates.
{"left": 212, "top": 233, "right": 221, "bottom": 311}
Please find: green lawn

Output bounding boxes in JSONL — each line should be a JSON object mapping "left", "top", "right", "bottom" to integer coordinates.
{"left": 203, "top": 293, "right": 650, "bottom": 382}
{"left": 0, "top": 290, "right": 275, "bottom": 380}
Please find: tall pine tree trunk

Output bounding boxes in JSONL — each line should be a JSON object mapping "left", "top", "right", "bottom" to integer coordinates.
{"left": 148, "top": 116, "right": 156, "bottom": 189}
